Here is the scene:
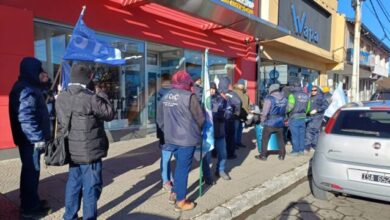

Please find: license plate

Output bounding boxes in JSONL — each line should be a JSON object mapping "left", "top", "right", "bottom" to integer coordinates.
{"left": 361, "top": 173, "right": 390, "bottom": 184}
{"left": 348, "top": 169, "right": 390, "bottom": 186}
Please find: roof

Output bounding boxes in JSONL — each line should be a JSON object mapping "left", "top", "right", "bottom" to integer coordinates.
{"left": 346, "top": 18, "right": 390, "bottom": 55}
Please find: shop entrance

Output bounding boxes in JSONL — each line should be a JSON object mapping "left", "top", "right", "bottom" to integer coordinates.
{"left": 146, "top": 43, "right": 183, "bottom": 128}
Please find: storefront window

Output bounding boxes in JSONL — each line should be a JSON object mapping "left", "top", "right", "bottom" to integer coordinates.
{"left": 34, "top": 22, "right": 145, "bottom": 130}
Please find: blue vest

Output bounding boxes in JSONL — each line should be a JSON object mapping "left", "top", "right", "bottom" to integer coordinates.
{"left": 290, "top": 91, "right": 309, "bottom": 119}
{"left": 264, "top": 95, "right": 287, "bottom": 128}
{"left": 160, "top": 89, "right": 201, "bottom": 147}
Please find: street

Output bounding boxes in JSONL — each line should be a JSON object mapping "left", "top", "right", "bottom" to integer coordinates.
{"left": 242, "top": 180, "right": 390, "bottom": 220}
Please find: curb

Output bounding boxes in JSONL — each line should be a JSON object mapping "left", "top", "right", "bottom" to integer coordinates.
{"left": 192, "top": 162, "right": 310, "bottom": 220}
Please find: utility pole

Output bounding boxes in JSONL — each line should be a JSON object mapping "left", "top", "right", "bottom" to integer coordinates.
{"left": 351, "top": 0, "right": 364, "bottom": 102}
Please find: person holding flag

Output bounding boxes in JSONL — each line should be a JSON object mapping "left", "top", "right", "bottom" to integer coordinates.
{"left": 157, "top": 70, "right": 205, "bottom": 211}
{"left": 56, "top": 6, "right": 123, "bottom": 219}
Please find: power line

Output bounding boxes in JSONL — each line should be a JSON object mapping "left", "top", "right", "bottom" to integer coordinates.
{"left": 376, "top": 0, "right": 390, "bottom": 25}
{"left": 368, "top": 0, "right": 390, "bottom": 42}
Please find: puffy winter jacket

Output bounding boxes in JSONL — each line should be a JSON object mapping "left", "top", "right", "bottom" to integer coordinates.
{"left": 55, "top": 85, "right": 114, "bottom": 164}
{"left": 9, "top": 57, "right": 51, "bottom": 146}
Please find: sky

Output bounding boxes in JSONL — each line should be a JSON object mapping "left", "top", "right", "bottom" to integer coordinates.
{"left": 337, "top": 0, "right": 390, "bottom": 49}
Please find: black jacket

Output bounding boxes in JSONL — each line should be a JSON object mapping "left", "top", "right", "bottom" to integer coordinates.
{"left": 56, "top": 85, "right": 114, "bottom": 164}
{"left": 9, "top": 57, "right": 51, "bottom": 146}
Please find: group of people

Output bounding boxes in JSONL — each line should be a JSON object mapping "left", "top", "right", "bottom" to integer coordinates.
{"left": 155, "top": 70, "right": 250, "bottom": 211}
{"left": 9, "top": 56, "right": 331, "bottom": 218}
{"left": 255, "top": 81, "right": 330, "bottom": 161}
{"left": 9, "top": 57, "right": 114, "bottom": 219}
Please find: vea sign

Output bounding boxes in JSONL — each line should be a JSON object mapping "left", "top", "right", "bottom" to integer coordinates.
{"left": 291, "top": 4, "right": 319, "bottom": 43}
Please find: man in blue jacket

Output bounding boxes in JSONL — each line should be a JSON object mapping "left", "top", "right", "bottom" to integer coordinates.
{"left": 305, "top": 86, "right": 329, "bottom": 151}
{"left": 9, "top": 57, "right": 51, "bottom": 218}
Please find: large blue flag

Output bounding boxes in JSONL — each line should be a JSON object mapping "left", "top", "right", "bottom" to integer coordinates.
{"left": 61, "top": 61, "right": 71, "bottom": 90}
{"left": 195, "top": 49, "right": 214, "bottom": 160}
{"left": 63, "top": 9, "right": 125, "bottom": 65}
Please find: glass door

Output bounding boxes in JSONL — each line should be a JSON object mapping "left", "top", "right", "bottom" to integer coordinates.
{"left": 147, "top": 52, "right": 160, "bottom": 125}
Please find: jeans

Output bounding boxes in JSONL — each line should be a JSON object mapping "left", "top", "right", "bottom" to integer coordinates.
{"left": 201, "top": 151, "right": 212, "bottom": 179}
{"left": 167, "top": 145, "right": 195, "bottom": 202}
{"left": 215, "top": 137, "right": 227, "bottom": 172}
{"left": 225, "top": 120, "right": 236, "bottom": 157}
{"left": 234, "top": 120, "right": 243, "bottom": 145}
{"left": 18, "top": 144, "right": 41, "bottom": 210}
{"left": 161, "top": 150, "right": 173, "bottom": 184}
{"left": 64, "top": 160, "right": 103, "bottom": 220}
{"left": 261, "top": 126, "right": 285, "bottom": 157}
{"left": 289, "top": 119, "right": 306, "bottom": 153}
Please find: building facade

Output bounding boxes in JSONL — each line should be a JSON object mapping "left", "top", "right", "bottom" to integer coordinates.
{"left": 328, "top": 18, "right": 390, "bottom": 101}
{"left": 0, "top": 0, "right": 343, "bottom": 149}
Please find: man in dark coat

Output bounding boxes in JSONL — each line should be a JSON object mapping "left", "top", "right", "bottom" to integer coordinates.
{"left": 9, "top": 57, "right": 52, "bottom": 218}
{"left": 56, "top": 63, "right": 114, "bottom": 220}
{"left": 218, "top": 77, "right": 241, "bottom": 159}
{"left": 305, "top": 86, "right": 329, "bottom": 151}
{"left": 255, "top": 84, "right": 287, "bottom": 161}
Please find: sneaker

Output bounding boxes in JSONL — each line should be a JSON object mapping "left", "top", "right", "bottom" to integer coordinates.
{"left": 278, "top": 155, "right": 285, "bottom": 160}
{"left": 21, "top": 206, "right": 52, "bottom": 218}
{"left": 162, "top": 181, "right": 173, "bottom": 192}
{"left": 168, "top": 192, "right": 176, "bottom": 204}
{"left": 174, "top": 200, "right": 195, "bottom": 212}
{"left": 255, "top": 155, "right": 267, "bottom": 161}
{"left": 218, "top": 171, "right": 231, "bottom": 180}
{"left": 289, "top": 151, "right": 299, "bottom": 156}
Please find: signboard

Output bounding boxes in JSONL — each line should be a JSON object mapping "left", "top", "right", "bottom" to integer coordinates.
{"left": 220, "top": 0, "right": 255, "bottom": 14}
{"left": 278, "top": 0, "right": 331, "bottom": 50}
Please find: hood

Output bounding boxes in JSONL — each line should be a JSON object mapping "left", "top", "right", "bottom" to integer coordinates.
{"left": 19, "top": 57, "right": 43, "bottom": 86}
{"left": 172, "top": 70, "right": 193, "bottom": 91}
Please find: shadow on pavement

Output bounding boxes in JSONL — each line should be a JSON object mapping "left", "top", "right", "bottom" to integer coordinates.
{"left": 4, "top": 140, "right": 162, "bottom": 215}
{"left": 125, "top": 212, "right": 175, "bottom": 220}
{"left": 279, "top": 200, "right": 320, "bottom": 220}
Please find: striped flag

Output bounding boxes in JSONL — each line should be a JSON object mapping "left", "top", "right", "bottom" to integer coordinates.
{"left": 195, "top": 48, "right": 214, "bottom": 161}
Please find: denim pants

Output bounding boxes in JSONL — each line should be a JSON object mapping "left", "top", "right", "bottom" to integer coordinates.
{"left": 161, "top": 150, "right": 173, "bottom": 184}
{"left": 234, "top": 120, "right": 243, "bottom": 145}
{"left": 64, "top": 160, "right": 103, "bottom": 220}
{"left": 169, "top": 145, "right": 195, "bottom": 202}
{"left": 215, "top": 137, "right": 227, "bottom": 172}
{"left": 289, "top": 118, "right": 306, "bottom": 153}
{"left": 18, "top": 144, "right": 41, "bottom": 210}
{"left": 225, "top": 120, "right": 236, "bottom": 157}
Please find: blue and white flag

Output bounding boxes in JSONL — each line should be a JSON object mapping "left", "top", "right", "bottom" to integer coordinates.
{"left": 63, "top": 8, "right": 125, "bottom": 65}
{"left": 324, "top": 84, "right": 348, "bottom": 118}
{"left": 61, "top": 61, "right": 71, "bottom": 90}
{"left": 195, "top": 49, "right": 214, "bottom": 160}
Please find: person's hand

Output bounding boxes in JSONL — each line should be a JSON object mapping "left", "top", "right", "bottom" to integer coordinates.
{"left": 310, "top": 109, "right": 318, "bottom": 115}
{"left": 34, "top": 141, "right": 46, "bottom": 152}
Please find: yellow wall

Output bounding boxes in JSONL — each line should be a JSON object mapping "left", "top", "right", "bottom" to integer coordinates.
{"left": 261, "top": 0, "right": 345, "bottom": 85}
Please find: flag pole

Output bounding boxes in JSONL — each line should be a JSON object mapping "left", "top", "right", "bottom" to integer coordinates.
{"left": 81, "top": 5, "right": 86, "bottom": 16}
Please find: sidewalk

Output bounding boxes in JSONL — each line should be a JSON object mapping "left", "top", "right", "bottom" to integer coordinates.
{"left": 0, "top": 128, "right": 311, "bottom": 219}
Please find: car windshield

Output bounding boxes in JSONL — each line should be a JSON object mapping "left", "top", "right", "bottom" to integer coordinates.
{"left": 331, "top": 110, "right": 390, "bottom": 138}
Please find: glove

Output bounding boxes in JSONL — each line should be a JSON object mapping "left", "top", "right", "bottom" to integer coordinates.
{"left": 34, "top": 141, "right": 46, "bottom": 152}
{"left": 310, "top": 109, "right": 318, "bottom": 115}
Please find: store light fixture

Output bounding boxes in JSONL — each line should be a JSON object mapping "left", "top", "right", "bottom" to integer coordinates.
{"left": 124, "top": 55, "right": 143, "bottom": 60}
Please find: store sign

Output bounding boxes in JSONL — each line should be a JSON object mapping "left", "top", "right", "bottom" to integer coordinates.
{"left": 220, "top": 0, "right": 255, "bottom": 14}
{"left": 291, "top": 4, "right": 319, "bottom": 43}
{"left": 278, "top": 0, "right": 331, "bottom": 50}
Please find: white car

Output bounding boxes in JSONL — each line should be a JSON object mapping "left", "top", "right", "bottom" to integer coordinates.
{"left": 310, "top": 101, "right": 390, "bottom": 202}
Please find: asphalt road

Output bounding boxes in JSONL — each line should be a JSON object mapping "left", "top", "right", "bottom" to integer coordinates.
{"left": 240, "top": 180, "right": 390, "bottom": 220}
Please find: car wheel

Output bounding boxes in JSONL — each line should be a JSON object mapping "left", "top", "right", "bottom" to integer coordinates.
{"left": 310, "top": 175, "right": 330, "bottom": 200}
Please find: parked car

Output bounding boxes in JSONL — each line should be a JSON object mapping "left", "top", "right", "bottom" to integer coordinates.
{"left": 370, "top": 89, "right": 390, "bottom": 101}
{"left": 310, "top": 101, "right": 390, "bottom": 202}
